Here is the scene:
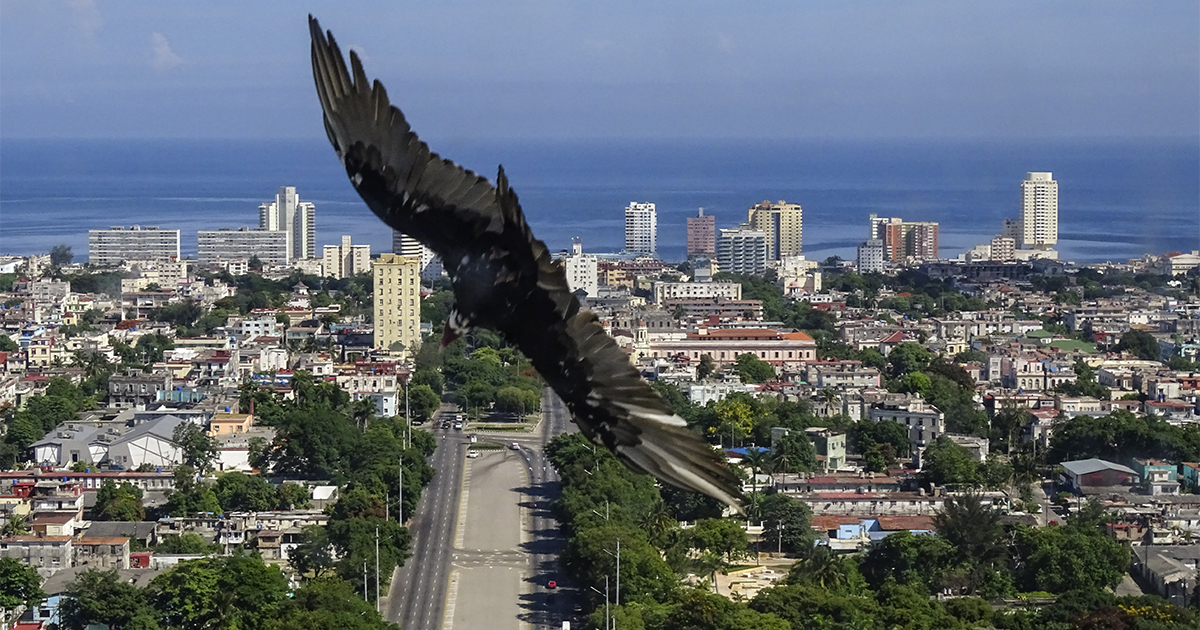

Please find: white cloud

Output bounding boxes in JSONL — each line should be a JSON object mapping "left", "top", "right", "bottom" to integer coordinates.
{"left": 150, "top": 32, "right": 182, "bottom": 71}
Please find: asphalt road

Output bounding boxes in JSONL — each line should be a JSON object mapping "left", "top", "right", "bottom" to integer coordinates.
{"left": 387, "top": 391, "right": 576, "bottom": 630}
{"left": 387, "top": 404, "right": 466, "bottom": 630}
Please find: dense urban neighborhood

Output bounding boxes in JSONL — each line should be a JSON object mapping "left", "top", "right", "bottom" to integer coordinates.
{"left": 2, "top": 216, "right": 1200, "bottom": 630}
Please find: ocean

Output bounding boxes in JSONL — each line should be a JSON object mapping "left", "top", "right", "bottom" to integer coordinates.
{"left": 1, "top": 137, "right": 1197, "bottom": 264}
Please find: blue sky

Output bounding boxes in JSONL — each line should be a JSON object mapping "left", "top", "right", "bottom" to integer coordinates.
{"left": 1, "top": 1, "right": 1196, "bottom": 140}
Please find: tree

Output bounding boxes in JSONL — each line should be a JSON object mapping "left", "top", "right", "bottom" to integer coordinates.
{"left": 759, "top": 493, "right": 815, "bottom": 554}
{"left": 60, "top": 569, "right": 159, "bottom": 630}
{"left": 1, "top": 514, "right": 30, "bottom": 537}
{"left": 165, "top": 466, "right": 222, "bottom": 517}
{"left": 734, "top": 353, "right": 775, "bottom": 384}
{"left": 94, "top": 480, "right": 146, "bottom": 521}
{"left": 741, "top": 448, "right": 769, "bottom": 491}
{"left": 276, "top": 482, "right": 312, "bottom": 510}
{"left": 919, "top": 436, "right": 982, "bottom": 487}
{"left": 697, "top": 354, "right": 716, "bottom": 380}
{"left": 148, "top": 554, "right": 289, "bottom": 630}
{"left": 50, "top": 244, "right": 74, "bottom": 266}
{"left": 213, "top": 472, "right": 277, "bottom": 513}
{"left": 173, "top": 422, "right": 219, "bottom": 474}
{"left": 770, "top": 432, "right": 817, "bottom": 474}
{"left": 154, "top": 532, "right": 218, "bottom": 555}
{"left": 1115, "top": 329, "right": 1161, "bottom": 361}
{"left": 0, "top": 557, "right": 44, "bottom": 618}
{"left": 277, "top": 577, "right": 396, "bottom": 629}
{"left": 1012, "top": 524, "right": 1129, "bottom": 593}
{"left": 887, "top": 342, "right": 933, "bottom": 378}
{"left": 688, "top": 518, "right": 750, "bottom": 565}
{"left": 933, "top": 494, "right": 1005, "bottom": 571}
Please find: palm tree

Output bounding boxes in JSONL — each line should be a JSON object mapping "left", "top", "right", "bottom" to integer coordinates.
{"left": 819, "top": 387, "right": 840, "bottom": 415}
{"left": 638, "top": 503, "right": 677, "bottom": 547}
{"left": 1, "top": 514, "right": 29, "bottom": 537}
{"left": 741, "top": 448, "right": 768, "bottom": 493}
{"left": 795, "top": 545, "right": 846, "bottom": 589}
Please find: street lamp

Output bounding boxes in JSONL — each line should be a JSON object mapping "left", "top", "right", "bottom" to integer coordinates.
{"left": 588, "top": 575, "right": 610, "bottom": 630}
{"left": 590, "top": 500, "right": 609, "bottom": 522}
{"left": 603, "top": 538, "right": 620, "bottom": 607}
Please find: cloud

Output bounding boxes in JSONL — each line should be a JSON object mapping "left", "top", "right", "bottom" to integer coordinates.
{"left": 150, "top": 32, "right": 182, "bottom": 71}
{"left": 70, "top": 0, "right": 102, "bottom": 36}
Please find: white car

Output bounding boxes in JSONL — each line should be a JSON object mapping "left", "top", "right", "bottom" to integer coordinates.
{"left": 509, "top": 443, "right": 521, "bottom": 451}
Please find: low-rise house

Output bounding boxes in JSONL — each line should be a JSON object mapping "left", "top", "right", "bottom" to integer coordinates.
{"left": 74, "top": 536, "right": 131, "bottom": 569}
{"left": 1060, "top": 458, "right": 1138, "bottom": 494}
{"left": 805, "top": 360, "right": 881, "bottom": 389}
{"left": 1131, "top": 545, "right": 1199, "bottom": 607}
{"left": 207, "top": 412, "right": 254, "bottom": 437}
{"left": 0, "top": 536, "right": 73, "bottom": 575}
{"left": 867, "top": 398, "right": 945, "bottom": 454}
{"left": 805, "top": 428, "right": 847, "bottom": 471}
{"left": 108, "top": 371, "right": 173, "bottom": 409}
{"left": 812, "top": 515, "right": 935, "bottom": 551}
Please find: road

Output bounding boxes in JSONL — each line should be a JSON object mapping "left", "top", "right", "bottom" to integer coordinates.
{"left": 387, "top": 391, "right": 575, "bottom": 630}
{"left": 387, "top": 404, "right": 466, "bottom": 630}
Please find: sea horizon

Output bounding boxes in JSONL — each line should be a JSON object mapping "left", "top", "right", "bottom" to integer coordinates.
{"left": 1, "top": 136, "right": 1197, "bottom": 265}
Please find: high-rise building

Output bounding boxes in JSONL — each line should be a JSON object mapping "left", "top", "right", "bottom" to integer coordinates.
{"left": 392, "top": 230, "right": 444, "bottom": 281}
{"left": 373, "top": 254, "right": 422, "bottom": 354}
{"left": 258, "top": 186, "right": 316, "bottom": 261}
{"left": 747, "top": 200, "right": 803, "bottom": 260}
{"left": 321, "top": 235, "right": 371, "bottom": 279}
{"left": 624, "top": 202, "right": 657, "bottom": 256}
{"left": 1019, "top": 172, "right": 1058, "bottom": 249}
{"left": 857, "top": 239, "right": 886, "bottom": 273}
{"left": 88, "top": 226, "right": 181, "bottom": 266}
{"left": 562, "top": 238, "right": 599, "bottom": 298}
{"left": 903, "top": 222, "right": 939, "bottom": 260}
{"left": 990, "top": 236, "right": 1016, "bottom": 261}
{"left": 197, "top": 228, "right": 289, "bottom": 265}
{"left": 686, "top": 208, "right": 715, "bottom": 257}
{"left": 717, "top": 226, "right": 768, "bottom": 275}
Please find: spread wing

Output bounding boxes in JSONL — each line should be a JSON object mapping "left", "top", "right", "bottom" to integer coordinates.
{"left": 309, "top": 16, "right": 743, "bottom": 511}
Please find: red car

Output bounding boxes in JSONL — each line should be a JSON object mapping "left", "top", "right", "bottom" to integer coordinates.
{"left": 547, "top": 580, "right": 557, "bottom": 589}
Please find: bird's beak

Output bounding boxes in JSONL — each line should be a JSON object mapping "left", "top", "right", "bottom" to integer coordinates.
{"left": 441, "top": 322, "right": 460, "bottom": 349}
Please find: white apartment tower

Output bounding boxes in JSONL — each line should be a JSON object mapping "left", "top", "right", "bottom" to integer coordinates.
{"left": 562, "top": 237, "right": 599, "bottom": 298}
{"left": 857, "top": 239, "right": 886, "bottom": 274}
{"left": 624, "top": 202, "right": 658, "bottom": 256}
{"left": 258, "top": 186, "right": 316, "bottom": 261}
{"left": 373, "top": 254, "right": 422, "bottom": 355}
{"left": 747, "top": 200, "right": 803, "bottom": 260}
{"left": 88, "top": 226, "right": 181, "bottom": 266}
{"left": 1019, "top": 172, "right": 1058, "bottom": 249}
{"left": 392, "top": 230, "right": 444, "bottom": 281}
{"left": 322, "top": 235, "right": 371, "bottom": 279}
{"left": 717, "top": 226, "right": 768, "bottom": 276}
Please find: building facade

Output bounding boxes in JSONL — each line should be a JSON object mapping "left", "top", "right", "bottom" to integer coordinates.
{"left": 88, "top": 226, "right": 181, "bottom": 267}
{"left": 686, "top": 208, "right": 716, "bottom": 257}
{"left": 392, "top": 231, "right": 444, "bottom": 281}
{"left": 372, "top": 254, "right": 422, "bottom": 354}
{"left": 857, "top": 239, "right": 885, "bottom": 273}
{"left": 197, "top": 228, "right": 289, "bottom": 265}
{"left": 321, "top": 235, "right": 371, "bottom": 279}
{"left": 990, "top": 235, "right": 1016, "bottom": 261}
{"left": 624, "top": 202, "right": 658, "bottom": 256}
{"left": 717, "top": 227, "right": 767, "bottom": 275}
{"left": 652, "top": 281, "right": 742, "bottom": 304}
{"left": 561, "top": 238, "right": 599, "bottom": 298}
{"left": 747, "top": 200, "right": 803, "bottom": 260}
{"left": 258, "top": 186, "right": 316, "bottom": 260}
{"left": 1020, "top": 172, "right": 1058, "bottom": 249}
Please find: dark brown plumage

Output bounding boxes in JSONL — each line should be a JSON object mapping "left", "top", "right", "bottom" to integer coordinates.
{"left": 309, "top": 16, "right": 742, "bottom": 511}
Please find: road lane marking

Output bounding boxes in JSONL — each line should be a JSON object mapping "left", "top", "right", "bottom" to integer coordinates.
{"left": 442, "top": 570, "right": 460, "bottom": 630}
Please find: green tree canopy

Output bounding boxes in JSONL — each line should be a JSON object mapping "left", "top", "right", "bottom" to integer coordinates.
{"left": 95, "top": 480, "right": 146, "bottom": 521}
{"left": 734, "top": 353, "right": 776, "bottom": 384}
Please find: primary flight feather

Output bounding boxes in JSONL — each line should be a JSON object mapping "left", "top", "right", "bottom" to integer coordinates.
{"left": 308, "top": 16, "right": 743, "bottom": 511}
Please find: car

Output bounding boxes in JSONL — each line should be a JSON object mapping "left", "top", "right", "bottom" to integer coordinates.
{"left": 441, "top": 421, "right": 451, "bottom": 429}
{"left": 509, "top": 443, "right": 521, "bottom": 450}
{"left": 454, "top": 422, "right": 463, "bottom": 431}
{"left": 467, "top": 450, "right": 480, "bottom": 459}
{"left": 547, "top": 580, "right": 557, "bottom": 589}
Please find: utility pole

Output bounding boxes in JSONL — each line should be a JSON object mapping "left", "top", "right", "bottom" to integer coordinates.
{"left": 375, "top": 526, "right": 380, "bottom": 613}
{"left": 615, "top": 538, "right": 620, "bottom": 607}
{"left": 398, "top": 455, "right": 404, "bottom": 524}
{"left": 404, "top": 373, "right": 411, "bottom": 449}
{"left": 363, "top": 561, "right": 367, "bottom": 601}
{"left": 778, "top": 521, "right": 783, "bottom": 555}
{"left": 605, "top": 574, "right": 610, "bottom": 630}
{"left": 385, "top": 489, "right": 389, "bottom": 521}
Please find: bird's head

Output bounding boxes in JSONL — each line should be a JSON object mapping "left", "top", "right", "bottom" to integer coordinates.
{"left": 441, "top": 308, "right": 472, "bottom": 348}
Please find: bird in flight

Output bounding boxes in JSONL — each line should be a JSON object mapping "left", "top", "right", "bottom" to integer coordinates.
{"left": 308, "top": 16, "right": 742, "bottom": 511}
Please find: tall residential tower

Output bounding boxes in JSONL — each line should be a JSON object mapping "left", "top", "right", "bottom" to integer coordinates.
{"left": 686, "top": 208, "right": 715, "bottom": 257}
{"left": 258, "top": 186, "right": 316, "bottom": 261}
{"left": 1019, "top": 172, "right": 1058, "bottom": 249}
{"left": 373, "top": 253, "right": 422, "bottom": 355}
{"left": 624, "top": 202, "right": 657, "bottom": 256}
{"left": 747, "top": 200, "right": 803, "bottom": 260}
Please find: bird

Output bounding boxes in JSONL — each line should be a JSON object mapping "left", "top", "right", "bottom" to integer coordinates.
{"left": 308, "top": 16, "right": 743, "bottom": 512}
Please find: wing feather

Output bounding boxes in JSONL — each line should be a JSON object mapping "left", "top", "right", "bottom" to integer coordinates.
{"left": 308, "top": 15, "right": 742, "bottom": 512}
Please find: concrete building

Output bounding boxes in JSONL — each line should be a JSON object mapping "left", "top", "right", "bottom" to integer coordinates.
{"left": 88, "top": 226, "right": 181, "bottom": 267}
{"left": 321, "top": 235, "right": 371, "bottom": 279}
{"left": 624, "top": 202, "right": 658, "bottom": 256}
{"left": 197, "top": 228, "right": 289, "bottom": 265}
{"left": 652, "top": 281, "right": 741, "bottom": 304}
{"left": 561, "top": 238, "right": 599, "bottom": 298}
{"left": 686, "top": 208, "right": 716, "bottom": 257}
{"left": 108, "top": 371, "right": 173, "bottom": 410}
{"left": 867, "top": 400, "right": 945, "bottom": 454}
{"left": 903, "top": 222, "right": 939, "bottom": 259}
{"left": 641, "top": 328, "right": 817, "bottom": 368}
{"left": 392, "top": 231, "right": 444, "bottom": 281}
{"left": 747, "top": 200, "right": 803, "bottom": 260}
{"left": 1019, "top": 172, "right": 1058, "bottom": 249}
{"left": 717, "top": 226, "right": 768, "bottom": 275}
{"left": 857, "top": 239, "right": 885, "bottom": 273}
{"left": 373, "top": 254, "right": 422, "bottom": 354}
{"left": 990, "top": 235, "right": 1016, "bottom": 261}
{"left": 258, "top": 186, "right": 316, "bottom": 260}
{"left": 1059, "top": 458, "right": 1137, "bottom": 493}
{"left": 806, "top": 427, "right": 847, "bottom": 471}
